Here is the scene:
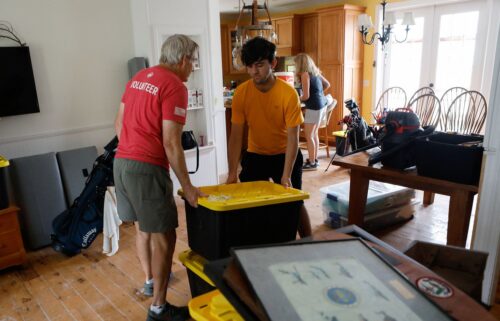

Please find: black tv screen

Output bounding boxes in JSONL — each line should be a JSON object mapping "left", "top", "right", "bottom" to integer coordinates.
{"left": 0, "top": 46, "right": 40, "bottom": 117}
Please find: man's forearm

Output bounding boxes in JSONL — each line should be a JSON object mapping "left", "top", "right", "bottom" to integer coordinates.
{"left": 283, "top": 131, "right": 299, "bottom": 179}
{"left": 165, "top": 143, "right": 192, "bottom": 190}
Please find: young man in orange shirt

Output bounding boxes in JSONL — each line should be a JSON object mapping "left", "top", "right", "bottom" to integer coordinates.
{"left": 226, "top": 37, "right": 312, "bottom": 237}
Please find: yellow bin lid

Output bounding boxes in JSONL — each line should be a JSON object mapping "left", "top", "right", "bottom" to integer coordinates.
{"left": 0, "top": 156, "right": 9, "bottom": 168}
{"left": 189, "top": 289, "right": 244, "bottom": 321}
{"left": 178, "top": 250, "right": 215, "bottom": 287}
{"left": 178, "top": 181, "right": 309, "bottom": 211}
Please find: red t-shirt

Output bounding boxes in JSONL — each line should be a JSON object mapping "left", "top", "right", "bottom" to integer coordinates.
{"left": 115, "top": 65, "right": 187, "bottom": 169}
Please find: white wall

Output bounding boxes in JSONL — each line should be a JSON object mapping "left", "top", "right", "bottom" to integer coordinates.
{"left": 0, "top": 0, "right": 134, "bottom": 158}
{"left": 129, "top": 0, "right": 228, "bottom": 181}
{"left": 473, "top": 27, "right": 500, "bottom": 305}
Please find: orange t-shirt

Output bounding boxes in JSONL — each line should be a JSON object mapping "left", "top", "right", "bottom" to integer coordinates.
{"left": 231, "top": 78, "right": 303, "bottom": 155}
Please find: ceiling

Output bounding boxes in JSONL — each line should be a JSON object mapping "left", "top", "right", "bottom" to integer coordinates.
{"left": 219, "top": 0, "right": 339, "bottom": 14}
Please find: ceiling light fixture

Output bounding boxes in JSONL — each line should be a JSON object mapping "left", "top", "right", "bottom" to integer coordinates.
{"left": 357, "top": 1, "right": 415, "bottom": 50}
{"left": 234, "top": 0, "right": 277, "bottom": 44}
{"left": 232, "top": 0, "right": 277, "bottom": 69}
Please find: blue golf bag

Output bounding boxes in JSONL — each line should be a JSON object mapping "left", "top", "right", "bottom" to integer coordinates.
{"left": 51, "top": 137, "right": 118, "bottom": 256}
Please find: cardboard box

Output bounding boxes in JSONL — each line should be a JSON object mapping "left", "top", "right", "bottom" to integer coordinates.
{"left": 404, "top": 240, "right": 488, "bottom": 302}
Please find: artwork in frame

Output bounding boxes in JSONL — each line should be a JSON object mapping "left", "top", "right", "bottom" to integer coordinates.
{"left": 232, "top": 238, "right": 454, "bottom": 321}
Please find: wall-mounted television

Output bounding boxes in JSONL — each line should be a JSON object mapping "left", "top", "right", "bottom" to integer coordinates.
{"left": 0, "top": 46, "right": 40, "bottom": 117}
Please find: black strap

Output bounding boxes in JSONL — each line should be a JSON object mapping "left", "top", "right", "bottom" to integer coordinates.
{"left": 188, "top": 144, "right": 199, "bottom": 174}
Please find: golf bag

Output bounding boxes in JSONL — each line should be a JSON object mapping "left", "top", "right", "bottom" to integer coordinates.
{"left": 341, "top": 99, "right": 376, "bottom": 151}
{"left": 51, "top": 137, "right": 118, "bottom": 256}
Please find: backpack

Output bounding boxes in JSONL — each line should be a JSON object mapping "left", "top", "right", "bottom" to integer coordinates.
{"left": 51, "top": 137, "right": 118, "bottom": 256}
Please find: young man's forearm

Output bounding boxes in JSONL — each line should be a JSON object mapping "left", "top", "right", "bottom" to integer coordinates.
{"left": 282, "top": 126, "right": 299, "bottom": 182}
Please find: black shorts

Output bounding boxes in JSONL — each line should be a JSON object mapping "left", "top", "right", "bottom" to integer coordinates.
{"left": 239, "top": 150, "right": 303, "bottom": 189}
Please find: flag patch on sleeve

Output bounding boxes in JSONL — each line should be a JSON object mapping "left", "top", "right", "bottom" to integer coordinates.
{"left": 174, "top": 106, "right": 186, "bottom": 117}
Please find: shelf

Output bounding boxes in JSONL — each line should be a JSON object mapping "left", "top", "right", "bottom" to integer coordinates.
{"left": 184, "top": 144, "right": 215, "bottom": 154}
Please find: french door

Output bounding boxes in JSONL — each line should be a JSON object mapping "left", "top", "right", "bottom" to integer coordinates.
{"left": 382, "top": 0, "right": 487, "bottom": 99}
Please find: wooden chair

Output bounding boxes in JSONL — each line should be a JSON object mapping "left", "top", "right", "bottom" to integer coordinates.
{"left": 439, "top": 87, "right": 468, "bottom": 130}
{"left": 408, "top": 86, "right": 435, "bottom": 106}
{"left": 444, "top": 90, "right": 487, "bottom": 135}
{"left": 407, "top": 93, "right": 441, "bottom": 127}
{"left": 318, "top": 97, "right": 338, "bottom": 157}
{"left": 374, "top": 87, "right": 407, "bottom": 120}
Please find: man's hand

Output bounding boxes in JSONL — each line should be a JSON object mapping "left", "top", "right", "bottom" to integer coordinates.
{"left": 183, "top": 184, "right": 206, "bottom": 208}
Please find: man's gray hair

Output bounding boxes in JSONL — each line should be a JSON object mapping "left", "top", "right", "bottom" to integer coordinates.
{"left": 159, "top": 34, "right": 199, "bottom": 65}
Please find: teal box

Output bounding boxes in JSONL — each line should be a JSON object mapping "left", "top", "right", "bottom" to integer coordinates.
{"left": 320, "top": 181, "right": 415, "bottom": 219}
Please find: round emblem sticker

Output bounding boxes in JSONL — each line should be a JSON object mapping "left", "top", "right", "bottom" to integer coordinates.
{"left": 326, "top": 287, "right": 358, "bottom": 306}
{"left": 416, "top": 277, "right": 454, "bottom": 298}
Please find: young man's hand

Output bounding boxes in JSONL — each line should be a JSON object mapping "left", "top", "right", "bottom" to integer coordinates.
{"left": 226, "top": 172, "right": 238, "bottom": 184}
{"left": 281, "top": 176, "right": 292, "bottom": 188}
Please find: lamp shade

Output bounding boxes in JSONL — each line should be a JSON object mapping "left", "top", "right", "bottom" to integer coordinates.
{"left": 402, "top": 12, "right": 416, "bottom": 26}
{"left": 384, "top": 12, "right": 396, "bottom": 26}
{"left": 357, "top": 14, "right": 373, "bottom": 29}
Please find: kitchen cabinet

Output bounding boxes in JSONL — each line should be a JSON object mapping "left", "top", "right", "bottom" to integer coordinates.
{"left": 0, "top": 206, "right": 26, "bottom": 270}
{"left": 317, "top": 5, "right": 365, "bottom": 136}
{"left": 300, "top": 13, "right": 319, "bottom": 63}
{"left": 273, "top": 15, "right": 301, "bottom": 57}
{"left": 220, "top": 24, "right": 230, "bottom": 75}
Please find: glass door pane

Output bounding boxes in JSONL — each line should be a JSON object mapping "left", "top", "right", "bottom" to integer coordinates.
{"left": 383, "top": 7, "right": 432, "bottom": 99}
{"left": 432, "top": 1, "right": 485, "bottom": 98}
{"left": 378, "top": 0, "right": 487, "bottom": 110}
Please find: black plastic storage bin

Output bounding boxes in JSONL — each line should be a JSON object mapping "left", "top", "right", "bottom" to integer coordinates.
{"left": 0, "top": 156, "right": 10, "bottom": 210}
{"left": 415, "top": 132, "right": 483, "bottom": 185}
{"left": 181, "top": 181, "right": 309, "bottom": 260}
{"left": 187, "top": 269, "right": 216, "bottom": 297}
{"left": 185, "top": 201, "right": 302, "bottom": 260}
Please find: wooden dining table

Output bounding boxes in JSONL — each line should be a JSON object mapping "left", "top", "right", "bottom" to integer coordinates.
{"left": 331, "top": 151, "right": 479, "bottom": 247}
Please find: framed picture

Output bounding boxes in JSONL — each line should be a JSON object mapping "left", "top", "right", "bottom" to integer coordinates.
{"left": 232, "top": 238, "right": 453, "bottom": 321}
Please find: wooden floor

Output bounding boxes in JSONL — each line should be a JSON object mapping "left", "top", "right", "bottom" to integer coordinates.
{"left": 0, "top": 149, "right": 498, "bottom": 320}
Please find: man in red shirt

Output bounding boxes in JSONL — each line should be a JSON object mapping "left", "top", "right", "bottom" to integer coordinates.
{"left": 114, "top": 34, "right": 203, "bottom": 321}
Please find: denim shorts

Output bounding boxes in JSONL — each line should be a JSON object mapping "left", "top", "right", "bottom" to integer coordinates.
{"left": 304, "top": 107, "right": 326, "bottom": 125}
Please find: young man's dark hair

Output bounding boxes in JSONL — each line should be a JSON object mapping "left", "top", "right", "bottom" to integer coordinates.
{"left": 241, "top": 36, "right": 277, "bottom": 66}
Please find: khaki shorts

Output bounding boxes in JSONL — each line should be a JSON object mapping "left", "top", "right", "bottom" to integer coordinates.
{"left": 113, "top": 158, "right": 178, "bottom": 233}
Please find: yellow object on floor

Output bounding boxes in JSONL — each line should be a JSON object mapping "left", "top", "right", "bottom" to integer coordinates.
{"left": 189, "top": 289, "right": 243, "bottom": 321}
{"left": 178, "top": 250, "right": 215, "bottom": 287}
{"left": 0, "top": 156, "right": 9, "bottom": 167}
{"left": 178, "top": 181, "right": 309, "bottom": 211}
